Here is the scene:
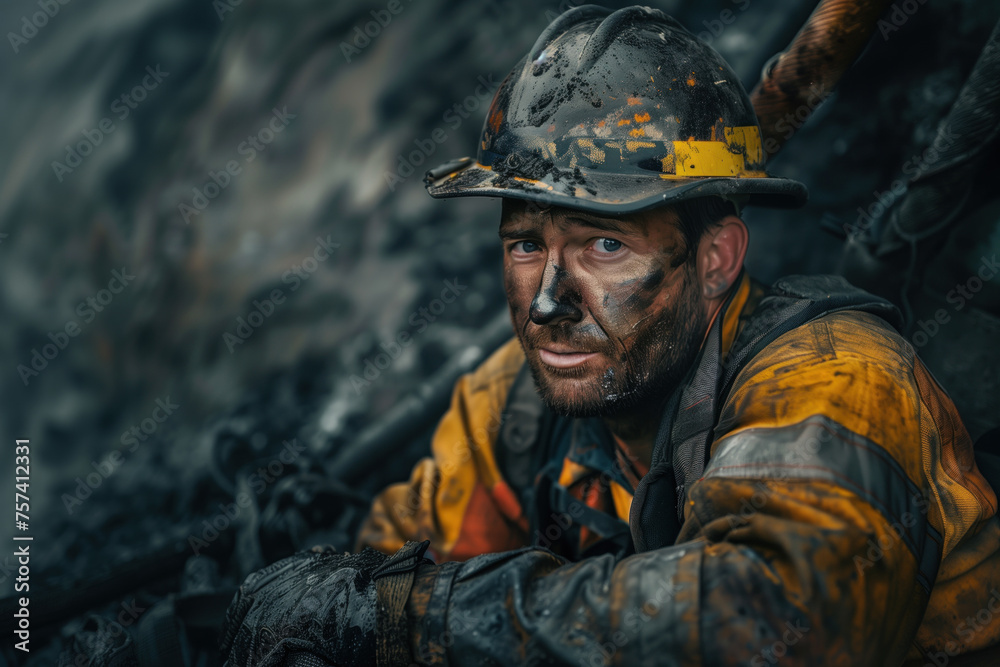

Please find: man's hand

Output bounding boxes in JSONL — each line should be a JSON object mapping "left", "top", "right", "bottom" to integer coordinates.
{"left": 220, "top": 541, "right": 430, "bottom": 666}
{"left": 220, "top": 546, "right": 386, "bottom": 666}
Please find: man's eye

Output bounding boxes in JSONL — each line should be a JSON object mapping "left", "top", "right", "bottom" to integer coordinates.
{"left": 513, "top": 240, "right": 540, "bottom": 254}
{"left": 593, "top": 238, "right": 623, "bottom": 254}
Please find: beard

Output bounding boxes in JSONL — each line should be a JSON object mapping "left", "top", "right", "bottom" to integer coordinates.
{"left": 520, "top": 265, "right": 709, "bottom": 420}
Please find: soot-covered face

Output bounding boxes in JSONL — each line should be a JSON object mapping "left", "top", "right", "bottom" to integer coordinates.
{"left": 500, "top": 199, "right": 709, "bottom": 419}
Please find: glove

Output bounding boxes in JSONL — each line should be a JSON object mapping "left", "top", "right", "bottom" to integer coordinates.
{"left": 220, "top": 542, "right": 430, "bottom": 667}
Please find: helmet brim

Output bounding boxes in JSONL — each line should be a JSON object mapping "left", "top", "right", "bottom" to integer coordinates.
{"left": 425, "top": 159, "right": 807, "bottom": 213}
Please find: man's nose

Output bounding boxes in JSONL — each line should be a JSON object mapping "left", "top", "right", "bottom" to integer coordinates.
{"left": 529, "top": 262, "right": 582, "bottom": 325}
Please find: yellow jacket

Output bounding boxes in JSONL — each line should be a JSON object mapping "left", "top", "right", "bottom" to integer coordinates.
{"left": 358, "top": 272, "right": 999, "bottom": 665}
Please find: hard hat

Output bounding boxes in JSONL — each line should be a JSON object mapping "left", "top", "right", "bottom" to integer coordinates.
{"left": 424, "top": 5, "right": 807, "bottom": 213}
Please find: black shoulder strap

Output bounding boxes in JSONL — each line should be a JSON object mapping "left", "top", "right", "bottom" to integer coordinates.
{"left": 720, "top": 274, "right": 902, "bottom": 398}
{"left": 495, "top": 364, "right": 555, "bottom": 511}
{"left": 631, "top": 274, "right": 902, "bottom": 553}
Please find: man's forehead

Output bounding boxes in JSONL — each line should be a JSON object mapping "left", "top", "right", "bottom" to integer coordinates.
{"left": 499, "top": 199, "right": 680, "bottom": 234}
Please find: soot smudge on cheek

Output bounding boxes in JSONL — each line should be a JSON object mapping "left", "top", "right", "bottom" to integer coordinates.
{"left": 619, "top": 267, "right": 665, "bottom": 313}
{"left": 640, "top": 267, "right": 665, "bottom": 291}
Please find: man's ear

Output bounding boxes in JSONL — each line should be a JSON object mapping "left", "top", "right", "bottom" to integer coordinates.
{"left": 695, "top": 215, "right": 748, "bottom": 301}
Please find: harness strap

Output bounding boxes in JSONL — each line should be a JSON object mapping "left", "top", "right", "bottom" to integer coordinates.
{"left": 374, "top": 540, "right": 432, "bottom": 667}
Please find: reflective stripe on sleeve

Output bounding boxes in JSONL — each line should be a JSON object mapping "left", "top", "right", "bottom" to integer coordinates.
{"left": 704, "top": 414, "right": 942, "bottom": 591}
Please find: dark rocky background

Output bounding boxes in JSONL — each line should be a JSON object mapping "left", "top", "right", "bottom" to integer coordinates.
{"left": 0, "top": 0, "right": 997, "bottom": 663}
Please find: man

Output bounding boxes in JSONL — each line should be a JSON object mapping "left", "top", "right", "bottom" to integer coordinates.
{"left": 220, "top": 6, "right": 1000, "bottom": 665}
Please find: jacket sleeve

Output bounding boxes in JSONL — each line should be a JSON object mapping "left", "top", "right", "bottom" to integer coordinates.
{"left": 400, "top": 311, "right": 997, "bottom": 666}
{"left": 355, "top": 338, "right": 531, "bottom": 562}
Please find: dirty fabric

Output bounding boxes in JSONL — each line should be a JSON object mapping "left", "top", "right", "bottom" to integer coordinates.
{"left": 358, "top": 273, "right": 1000, "bottom": 664}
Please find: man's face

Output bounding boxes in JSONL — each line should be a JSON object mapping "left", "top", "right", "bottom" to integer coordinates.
{"left": 500, "top": 199, "right": 709, "bottom": 418}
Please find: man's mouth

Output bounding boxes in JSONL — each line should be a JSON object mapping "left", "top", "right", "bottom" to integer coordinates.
{"left": 537, "top": 347, "right": 598, "bottom": 369}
